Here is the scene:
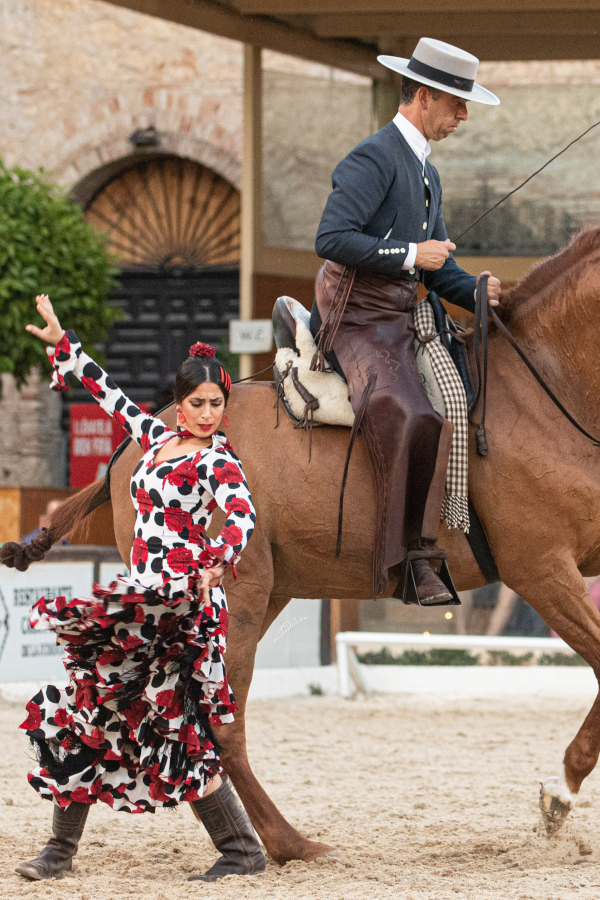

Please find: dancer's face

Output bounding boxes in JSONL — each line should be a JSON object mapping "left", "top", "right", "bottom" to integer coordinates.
{"left": 177, "top": 382, "right": 225, "bottom": 438}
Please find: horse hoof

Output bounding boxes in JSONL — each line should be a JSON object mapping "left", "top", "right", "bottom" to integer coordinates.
{"left": 539, "top": 777, "right": 574, "bottom": 836}
{"left": 302, "top": 841, "right": 337, "bottom": 863}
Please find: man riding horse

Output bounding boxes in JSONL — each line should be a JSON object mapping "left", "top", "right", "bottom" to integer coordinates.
{"left": 312, "top": 38, "right": 502, "bottom": 603}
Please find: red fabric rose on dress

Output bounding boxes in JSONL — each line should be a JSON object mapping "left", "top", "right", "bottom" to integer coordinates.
{"left": 156, "top": 689, "right": 184, "bottom": 718}
{"left": 113, "top": 409, "right": 127, "bottom": 429}
{"left": 164, "top": 507, "right": 192, "bottom": 534}
{"left": 178, "top": 724, "right": 200, "bottom": 755}
{"left": 163, "top": 461, "right": 199, "bottom": 489}
{"left": 79, "top": 726, "right": 106, "bottom": 749}
{"left": 213, "top": 462, "right": 243, "bottom": 484}
{"left": 206, "top": 498, "right": 218, "bottom": 513}
{"left": 132, "top": 537, "right": 148, "bottom": 566}
{"left": 70, "top": 787, "right": 91, "bottom": 804}
{"left": 53, "top": 708, "right": 70, "bottom": 727}
{"left": 188, "top": 523, "right": 206, "bottom": 546}
{"left": 123, "top": 699, "right": 147, "bottom": 731}
{"left": 221, "top": 524, "right": 243, "bottom": 546}
{"left": 167, "top": 547, "right": 194, "bottom": 573}
{"left": 225, "top": 497, "right": 251, "bottom": 515}
{"left": 80, "top": 376, "right": 102, "bottom": 398}
{"left": 140, "top": 433, "right": 151, "bottom": 453}
{"left": 76, "top": 681, "right": 97, "bottom": 711}
{"left": 136, "top": 489, "right": 153, "bottom": 517}
{"left": 21, "top": 700, "right": 41, "bottom": 731}
{"left": 219, "top": 605, "right": 229, "bottom": 637}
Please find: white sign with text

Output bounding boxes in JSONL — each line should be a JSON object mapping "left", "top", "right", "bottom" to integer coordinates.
{"left": 229, "top": 319, "right": 273, "bottom": 354}
{"left": 0, "top": 562, "right": 95, "bottom": 682}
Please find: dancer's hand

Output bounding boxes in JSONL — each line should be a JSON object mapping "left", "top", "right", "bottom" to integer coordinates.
{"left": 26, "top": 295, "right": 64, "bottom": 344}
{"left": 199, "top": 564, "right": 225, "bottom": 607}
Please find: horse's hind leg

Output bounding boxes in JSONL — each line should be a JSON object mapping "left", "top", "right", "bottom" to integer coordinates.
{"left": 214, "top": 553, "right": 335, "bottom": 864}
{"left": 509, "top": 560, "right": 600, "bottom": 835}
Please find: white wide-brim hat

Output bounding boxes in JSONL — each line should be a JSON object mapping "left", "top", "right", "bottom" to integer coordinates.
{"left": 378, "top": 37, "right": 499, "bottom": 106}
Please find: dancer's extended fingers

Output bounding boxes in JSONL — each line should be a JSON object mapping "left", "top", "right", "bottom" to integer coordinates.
{"left": 25, "top": 323, "right": 47, "bottom": 339}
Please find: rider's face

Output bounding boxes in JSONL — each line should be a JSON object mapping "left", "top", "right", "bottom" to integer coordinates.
{"left": 178, "top": 382, "right": 225, "bottom": 439}
{"left": 422, "top": 90, "right": 469, "bottom": 142}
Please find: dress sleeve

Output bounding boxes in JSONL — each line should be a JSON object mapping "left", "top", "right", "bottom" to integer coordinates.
{"left": 198, "top": 446, "right": 256, "bottom": 572}
{"left": 48, "top": 330, "right": 172, "bottom": 452}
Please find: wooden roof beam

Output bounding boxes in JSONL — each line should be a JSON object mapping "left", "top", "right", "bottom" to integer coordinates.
{"left": 315, "top": 9, "right": 600, "bottom": 38}
{"left": 369, "top": 33, "right": 600, "bottom": 60}
{"left": 103, "top": 0, "right": 381, "bottom": 77}
{"left": 234, "top": 0, "right": 599, "bottom": 14}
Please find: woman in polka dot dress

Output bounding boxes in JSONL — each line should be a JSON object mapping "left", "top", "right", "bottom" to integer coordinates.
{"left": 13, "top": 295, "right": 265, "bottom": 883}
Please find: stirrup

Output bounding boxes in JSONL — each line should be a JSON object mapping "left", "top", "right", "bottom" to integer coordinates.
{"left": 396, "top": 548, "right": 461, "bottom": 607}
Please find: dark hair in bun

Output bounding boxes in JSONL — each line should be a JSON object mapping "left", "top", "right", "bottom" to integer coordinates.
{"left": 174, "top": 342, "right": 232, "bottom": 405}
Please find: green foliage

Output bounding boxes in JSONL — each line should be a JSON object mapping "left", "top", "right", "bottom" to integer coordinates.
{"left": 539, "top": 651, "right": 588, "bottom": 667}
{"left": 357, "top": 646, "right": 479, "bottom": 666}
{"left": 308, "top": 682, "right": 324, "bottom": 696}
{"left": 356, "top": 645, "right": 588, "bottom": 667}
{"left": 0, "top": 161, "right": 119, "bottom": 392}
{"left": 487, "top": 650, "right": 534, "bottom": 666}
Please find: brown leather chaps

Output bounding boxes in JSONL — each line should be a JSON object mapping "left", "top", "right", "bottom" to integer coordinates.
{"left": 315, "top": 260, "right": 453, "bottom": 598}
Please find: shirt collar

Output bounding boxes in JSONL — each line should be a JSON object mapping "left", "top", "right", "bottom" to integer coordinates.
{"left": 393, "top": 111, "right": 431, "bottom": 170}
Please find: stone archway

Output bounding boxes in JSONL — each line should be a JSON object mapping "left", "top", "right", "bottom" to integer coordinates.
{"left": 84, "top": 154, "right": 240, "bottom": 268}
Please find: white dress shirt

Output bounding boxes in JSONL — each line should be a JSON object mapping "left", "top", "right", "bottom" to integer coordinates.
{"left": 393, "top": 111, "right": 431, "bottom": 271}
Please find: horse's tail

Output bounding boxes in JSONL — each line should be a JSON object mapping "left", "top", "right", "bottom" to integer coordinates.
{"left": 0, "top": 478, "right": 110, "bottom": 572}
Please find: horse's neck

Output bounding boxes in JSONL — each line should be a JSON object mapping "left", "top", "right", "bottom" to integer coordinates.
{"left": 499, "top": 256, "right": 600, "bottom": 427}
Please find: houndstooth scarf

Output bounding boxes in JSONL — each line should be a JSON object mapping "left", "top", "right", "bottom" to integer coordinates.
{"left": 413, "top": 300, "right": 470, "bottom": 533}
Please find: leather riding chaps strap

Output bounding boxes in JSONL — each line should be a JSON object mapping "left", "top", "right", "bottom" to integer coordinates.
{"left": 315, "top": 260, "right": 450, "bottom": 598}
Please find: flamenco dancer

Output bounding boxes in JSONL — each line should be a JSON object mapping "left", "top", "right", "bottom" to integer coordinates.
{"left": 6, "top": 294, "right": 265, "bottom": 883}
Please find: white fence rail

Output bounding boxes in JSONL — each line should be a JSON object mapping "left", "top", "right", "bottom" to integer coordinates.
{"left": 335, "top": 631, "right": 574, "bottom": 698}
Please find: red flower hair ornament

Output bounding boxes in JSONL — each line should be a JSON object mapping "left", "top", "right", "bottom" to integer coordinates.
{"left": 189, "top": 342, "right": 215, "bottom": 359}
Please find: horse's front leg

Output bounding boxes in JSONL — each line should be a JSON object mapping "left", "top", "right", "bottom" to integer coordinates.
{"left": 214, "top": 551, "right": 335, "bottom": 864}
{"left": 510, "top": 559, "right": 600, "bottom": 834}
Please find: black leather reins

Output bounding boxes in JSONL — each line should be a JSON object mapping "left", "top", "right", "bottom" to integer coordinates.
{"left": 469, "top": 275, "right": 600, "bottom": 455}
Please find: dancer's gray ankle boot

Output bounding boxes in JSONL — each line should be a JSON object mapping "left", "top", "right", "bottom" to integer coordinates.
{"left": 188, "top": 777, "right": 266, "bottom": 882}
{"left": 15, "top": 801, "right": 90, "bottom": 880}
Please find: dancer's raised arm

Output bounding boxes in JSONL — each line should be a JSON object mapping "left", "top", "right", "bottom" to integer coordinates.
{"left": 27, "top": 294, "right": 169, "bottom": 451}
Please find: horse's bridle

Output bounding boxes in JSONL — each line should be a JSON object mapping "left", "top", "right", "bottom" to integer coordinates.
{"left": 470, "top": 275, "right": 600, "bottom": 455}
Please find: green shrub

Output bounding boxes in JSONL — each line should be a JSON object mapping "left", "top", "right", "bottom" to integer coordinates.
{"left": 356, "top": 647, "right": 479, "bottom": 666}
{"left": 487, "top": 650, "right": 534, "bottom": 666}
{"left": 0, "top": 161, "right": 119, "bottom": 392}
{"left": 539, "top": 651, "right": 588, "bottom": 667}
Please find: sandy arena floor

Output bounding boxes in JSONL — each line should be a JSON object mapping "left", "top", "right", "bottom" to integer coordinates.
{"left": 1, "top": 691, "right": 600, "bottom": 899}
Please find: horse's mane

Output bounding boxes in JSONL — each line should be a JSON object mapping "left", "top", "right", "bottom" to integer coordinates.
{"left": 502, "top": 226, "right": 600, "bottom": 320}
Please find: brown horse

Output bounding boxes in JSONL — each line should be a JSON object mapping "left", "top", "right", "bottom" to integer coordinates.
{"left": 42, "top": 227, "right": 600, "bottom": 863}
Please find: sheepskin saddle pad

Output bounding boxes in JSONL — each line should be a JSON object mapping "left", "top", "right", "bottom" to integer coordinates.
{"left": 272, "top": 294, "right": 449, "bottom": 428}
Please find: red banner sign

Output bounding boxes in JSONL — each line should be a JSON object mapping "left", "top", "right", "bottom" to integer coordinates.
{"left": 70, "top": 403, "right": 149, "bottom": 488}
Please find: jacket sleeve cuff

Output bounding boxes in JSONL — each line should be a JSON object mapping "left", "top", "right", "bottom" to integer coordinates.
{"left": 403, "top": 243, "right": 417, "bottom": 269}
{"left": 47, "top": 330, "right": 82, "bottom": 392}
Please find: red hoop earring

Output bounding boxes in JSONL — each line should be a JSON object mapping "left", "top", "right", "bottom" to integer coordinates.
{"left": 223, "top": 414, "right": 230, "bottom": 428}
{"left": 177, "top": 412, "right": 186, "bottom": 425}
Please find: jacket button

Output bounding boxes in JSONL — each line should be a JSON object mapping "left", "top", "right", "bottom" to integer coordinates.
{"left": 426, "top": 200, "right": 429, "bottom": 207}
{"left": 401, "top": 247, "right": 406, "bottom": 253}
{"left": 409, "top": 268, "right": 415, "bottom": 274}
{"left": 378, "top": 249, "right": 384, "bottom": 254}
{"left": 424, "top": 177, "right": 429, "bottom": 185}
{"left": 423, "top": 222, "right": 427, "bottom": 229}
{"left": 384, "top": 248, "right": 390, "bottom": 254}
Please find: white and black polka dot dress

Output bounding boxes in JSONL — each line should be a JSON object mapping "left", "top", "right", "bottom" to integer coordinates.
{"left": 21, "top": 332, "right": 255, "bottom": 813}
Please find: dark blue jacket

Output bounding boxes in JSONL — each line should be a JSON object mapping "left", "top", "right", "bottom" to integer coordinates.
{"left": 315, "top": 121, "right": 477, "bottom": 313}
